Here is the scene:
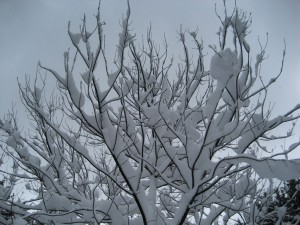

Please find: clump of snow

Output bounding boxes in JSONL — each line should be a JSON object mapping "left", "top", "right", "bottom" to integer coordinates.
{"left": 69, "top": 32, "right": 81, "bottom": 45}
{"left": 44, "top": 192, "right": 72, "bottom": 211}
{"left": 68, "top": 21, "right": 81, "bottom": 45}
{"left": 81, "top": 71, "right": 92, "bottom": 85}
{"left": 67, "top": 71, "right": 85, "bottom": 108}
{"left": 210, "top": 48, "right": 239, "bottom": 86}
{"left": 108, "top": 71, "right": 119, "bottom": 87}
{"left": 34, "top": 85, "right": 42, "bottom": 102}
{"left": 29, "top": 155, "right": 41, "bottom": 167}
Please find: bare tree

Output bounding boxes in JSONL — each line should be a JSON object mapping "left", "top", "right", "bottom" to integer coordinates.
{"left": 1, "top": 2, "right": 300, "bottom": 225}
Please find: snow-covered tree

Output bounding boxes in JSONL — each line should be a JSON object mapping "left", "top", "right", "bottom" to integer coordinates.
{"left": 255, "top": 179, "right": 300, "bottom": 225}
{"left": 1, "top": 2, "right": 300, "bottom": 225}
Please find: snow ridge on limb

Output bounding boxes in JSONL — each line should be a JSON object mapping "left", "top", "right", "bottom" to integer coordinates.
{"left": 0, "top": 1, "right": 300, "bottom": 225}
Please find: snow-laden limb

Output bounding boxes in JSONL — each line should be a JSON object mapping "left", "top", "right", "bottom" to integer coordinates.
{"left": 226, "top": 156, "right": 300, "bottom": 181}
{"left": 1, "top": 2, "right": 300, "bottom": 225}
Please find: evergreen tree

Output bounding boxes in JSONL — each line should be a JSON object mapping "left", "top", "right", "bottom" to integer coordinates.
{"left": 256, "top": 179, "right": 300, "bottom": 225}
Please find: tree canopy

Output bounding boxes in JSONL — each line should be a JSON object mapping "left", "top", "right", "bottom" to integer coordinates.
{"left": 0, "top": 2, "right": 300, "bottom": 225}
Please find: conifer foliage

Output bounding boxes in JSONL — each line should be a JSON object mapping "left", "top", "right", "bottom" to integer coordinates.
{"left": 256, "top": 179, "right": 300, "bottom": 225}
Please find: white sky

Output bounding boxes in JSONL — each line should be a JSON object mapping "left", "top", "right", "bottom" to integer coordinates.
{"left": 0, "top": 0, "right": 300, "bottom": 145}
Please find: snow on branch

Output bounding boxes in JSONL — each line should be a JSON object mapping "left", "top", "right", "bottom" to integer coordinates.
{"left": 0, "top": 1, "right": 299, "bottom": 225}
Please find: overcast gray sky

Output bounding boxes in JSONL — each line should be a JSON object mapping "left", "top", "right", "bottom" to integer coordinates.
{"left": 0, "top": 0, "right": 300, "bottom": 143}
